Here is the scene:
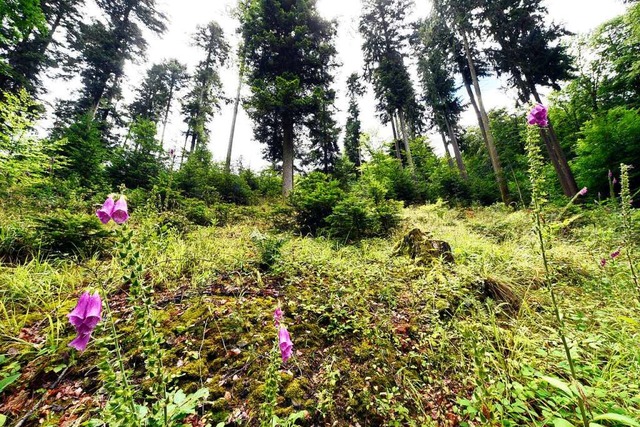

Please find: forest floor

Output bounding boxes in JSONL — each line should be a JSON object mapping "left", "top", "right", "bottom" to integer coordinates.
{"left": 1, "top": 201, "right": 639, "bottom": 426}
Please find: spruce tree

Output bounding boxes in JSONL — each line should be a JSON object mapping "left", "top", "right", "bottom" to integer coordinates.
{"left": 344, "top": 73, "right": 365, "bottom": 168}
{"left": 181, "top": 21, "right": 228, "bottom": 154}
{"left": 241, "top": 0, "right": 337, "bottom": 195}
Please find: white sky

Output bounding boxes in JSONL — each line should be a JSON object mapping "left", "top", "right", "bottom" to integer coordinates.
{"left": 42, "top": 0, "right": 629, "bottom": 169}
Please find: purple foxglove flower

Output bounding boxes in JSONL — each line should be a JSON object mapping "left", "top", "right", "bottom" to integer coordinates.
{"left": 613, "top": 178, "right": 618, "bottom": 185}
{"left": 96, "top": 197, "right": 115, "bottom": 224}
{"left": 608, "top": 170, "right": 613, "bottom": 179}
{"left": 611, "top": 249, "right": 621, "bottom": 259}
{"left": 274, "top": 308, "right": 283, "bottom": 326}
{"left": 169, "top": 148, "right": 175, "bottom": 158}
{"left": 600, "top": 258, "right": 607, "bottom": 267}
{"left": 68, "top": 292, "right": 102, "bottom": 351}
{"left": 527, "top": 104, "right": 549, "bottom": 127}
{"left": 278, "top": 326, "right": 293, "bottom": 362}
{"left": 69, "top": 333, "right": 93, "bottom": 351}
{"left": 578, "top": 187, "right": 587, "bottom": 196}
{"left": 111, "top": 196, "right": 129, "bottom": 225}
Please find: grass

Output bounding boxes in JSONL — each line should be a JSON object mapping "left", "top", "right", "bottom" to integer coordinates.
{"left": 0, "top": 200, "right": 639, "bottom": 426}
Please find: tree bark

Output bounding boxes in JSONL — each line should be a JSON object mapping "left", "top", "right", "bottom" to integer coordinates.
{"left": 397, "top": 109, "right": 415, "bottom": 171}
{"left": 440, "top": 132, "right": 455, "bottom": 169}
{"left": 390, "top": 113, "right": 402, "bottom": 160}
{"left": 282, "top": 118, "right": 295, "bottom": 196}
{"left": 443, "top": 115, "right": 468, "bottom": 179}
{"left": 530, "top": 85, "right": 578, "bottom": 197}
{"left": 226, "top": 50, "right": 245, "bottom": 173}
{"left": 460, "top": 28, "right": 510, "bottom": 205}
{"left": 160, "top": 81, "right": 175, "bottom": 149}
{"left": 461, "top": 75, "right": 488, "bottom": 145}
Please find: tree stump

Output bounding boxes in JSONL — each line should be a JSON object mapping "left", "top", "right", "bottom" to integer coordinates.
{"left": 392, "top": 228, "right": 454, "bottom": 263}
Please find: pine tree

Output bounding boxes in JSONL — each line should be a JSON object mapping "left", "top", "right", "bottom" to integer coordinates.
{"left": 482, "top": 0, "right": 578, "bottom": 197}
{"left": 360, "top": 0, "right": 420, "bottom": 171}
{"left": 431, "top": 0, "right": 510, "bottom": 204}
{"left": 180, "top": 21, "right": 228, "bottom": 155}
{"left": 66, "top": 0, "right": 167, "bottom": 120}
{"left": 0, "top": 0, "right": 84, "bottom": 94}
{"left": 129, "top": 59, "right": 188, "bottom": 146}
{"left": 241, "top": 0, "right": 337, "bottom": 195}
{"left": 0, "top": 0, "right": 46, "bottom": 80}
{"left": 415, "top": 25, "right": 468, "bottom": 179}
{"left": 344, "top": 73, "right": 365, "bottom": 168}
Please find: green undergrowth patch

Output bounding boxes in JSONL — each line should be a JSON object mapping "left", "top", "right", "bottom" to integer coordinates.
{"left": 0, "top": 202, "right": 639, "bottom": 426}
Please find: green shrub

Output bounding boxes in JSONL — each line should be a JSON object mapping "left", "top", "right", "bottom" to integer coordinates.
{"left": 326, "top": 182, "right": 403, "bottom": 241}
{"left": 180, "top": 198, "right": 216, "bottom": 226}
{"left": 289, "top": 172, "right": 346, "bottom": 235}
{"left": 31, "top": 211, "right": 111, "bottom": 259}
{"left": 250, "top": 230, "right": 287, "bottom": 271}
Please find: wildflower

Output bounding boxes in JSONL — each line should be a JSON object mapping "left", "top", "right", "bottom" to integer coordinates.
{"left": 578, "top": 187, "right": 587, "bottom": 196}
{"left": 96, "top": 195, "right": 129, "bottom": 224}
{"left": 527, "top": 104, "right": 549, "bottom": 127}
{"left": 67, "top": 292, "right": 102, "bottom": 352}
{"left": 96, "top": 197, "right": 115, "bottom": 224}
{"left": 111, "top": 196, "right": 129, "bottom": 224}
{"left": 613, "top": 178, "right": 618, "bottom": 185}
{"left": 600, "top": 258, "right": 607, "bottom": 268}
{"left": 274, "top": 307, "right": 283, "bottom": 326}
{"left": 169, "top": 148, "right": 175, "bottom": 158}
{"left": 609, "top": 170, "right": 613, "bottom": 179}
{"left": 611, "top": 249, "right": 621, "bottom": 259}
{"left": 278, "top": 326, "right": 293, "bottom": 362}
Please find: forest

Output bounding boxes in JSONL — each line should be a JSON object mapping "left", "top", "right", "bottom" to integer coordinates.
{"left": 1, "top": 0, "right": 640, "bottom": 425}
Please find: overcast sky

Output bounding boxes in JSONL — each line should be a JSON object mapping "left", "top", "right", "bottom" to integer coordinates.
{"left": 44, "top": 0, "right": 629, "bottom": 170}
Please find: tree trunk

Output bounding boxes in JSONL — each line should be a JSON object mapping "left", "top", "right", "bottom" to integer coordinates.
{"left": 282, "top": 118, "right": 295, "bottom": 196}
{"left": 226, "top": 52, "right": 245, "bottom": 173}
{"left": 390, "top": 113, "right": 402, "bottom": 160}
{"left": 441, "top": 132, "right": 455, "bottom": 169}
{"left": 160, "top": 82, "right": 175, "bottom": 149}
{"left": 462, "top": 76, "right": 488, "bottom": 144}
{"left": 460, "top": 28, "right": 510, "bottom": 205}
{"left": 530, "top": 86, "right": 578, "bottom": 197}
{"left": 397, "top": 109, "right": 415, "bottom": 171}
{"left": 444, "top": 115, "right": 468, "bottom": 179}
{"left": 180, "top": 130, "right": 190, "bottom": 167}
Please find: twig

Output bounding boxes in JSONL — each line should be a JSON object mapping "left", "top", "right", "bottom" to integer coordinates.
{"left": 13, "top": 366, "right": 69, "bottom": 427}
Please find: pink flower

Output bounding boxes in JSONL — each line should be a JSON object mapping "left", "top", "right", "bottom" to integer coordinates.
{"left": 278, "top": 326, "right": 293, "bottom": 362}
{"left": 169, "top": 148, "right": 175, "bottom": 158}
{"left": 111, "top": 197, "right": 129, "bottom": 224}
{"left": 613, "top": 178, "right": 618, "bottom": 185}
{"left": 274, "top": 307, "right": 283, "bottom": 326}
{"left": 527, "top": 104, "right": 549, "bottom": 127}
{"left": 611, "top": 249, "right": 621, "bottom": 259}
{"left": 600, "top": 258, "right": 607, "bottom": 267}
{"left": 578, "top": 187, "right": 588, "bottom": 196}
{"left": 96, "top": 197, "right": 115, "bottom": 224}
{"left": 96, "top": 196, "right": 129, "bottom": 224}
{"left": 609, "top": 170, "right": 613, "bottom": 179}
{"left": 67, "top": 292, "right": 102, "bottom": 352}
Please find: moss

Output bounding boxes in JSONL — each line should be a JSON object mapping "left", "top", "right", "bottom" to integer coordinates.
{"left": 284, "top": 378, "right": 309, "bottom": 402}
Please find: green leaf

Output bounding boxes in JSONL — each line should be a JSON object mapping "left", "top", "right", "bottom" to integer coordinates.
{"left": 554, "top": 418, "right": 577, "bottom": 427}
{"left": 540, "top": 375, "right": 574, "bottom": 397}
{"left": 0, "top": 373, "right": 20, "bottom": 393}
{"left": 0, "top": 414, "right": 6, "bottom": 427}
{"left": 592, "top": 413, "right": 640, "bottom": 427}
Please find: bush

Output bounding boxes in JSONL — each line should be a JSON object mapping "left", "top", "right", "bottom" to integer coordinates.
{"left": 250, "top": 230, "right": 287, "bottom": 271}
{"left": 31, "top": 211, "right": 111, "bottom": 259}
{"left": 289, "top": 172, "right": 345, "bottom": 235}
{"left": 326, "top": 180, "right": 403, "bottom": 241}
{"left": 360, "top": 153, "right": 422, "bottom": 203}
{"left": 180, "top": 198, "right": 216, "bottom": 226}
